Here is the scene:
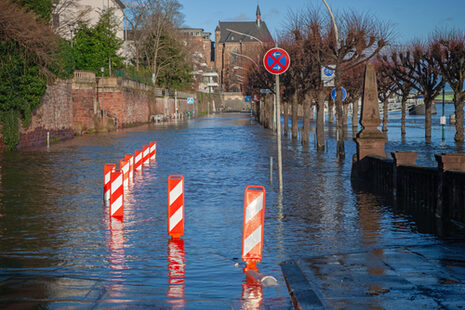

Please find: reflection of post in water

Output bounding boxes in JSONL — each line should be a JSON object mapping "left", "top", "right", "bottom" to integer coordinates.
{"left": 356, "top": 191, "right": 386, "bottom": 294}
{"left": 109, "top": 217, "right": 125, "bottom": 270}
{"left": 167, "top": 238, "right": 185, "bottom": 307}
{"left": 241, "top": 268, "right": 264, "bottom": 309}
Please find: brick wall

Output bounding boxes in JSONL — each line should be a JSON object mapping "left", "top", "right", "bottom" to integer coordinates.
{"left": 2, "top": 71, "right": 199, "bottom": 149}
{"left": 17, "top": 80, "right": 74, "bottom": 148}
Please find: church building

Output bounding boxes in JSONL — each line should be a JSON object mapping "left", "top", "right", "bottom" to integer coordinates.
{"left": 214, "top": 5, "right": 274, "bottom": 92}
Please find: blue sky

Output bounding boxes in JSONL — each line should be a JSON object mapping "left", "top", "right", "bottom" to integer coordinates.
{"left": 179, "top": 0, "right": 465, "bottom": 43}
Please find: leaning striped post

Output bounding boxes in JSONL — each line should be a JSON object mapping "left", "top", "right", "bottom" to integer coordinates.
{"left": 149, "top": 141, "right": 157, "bottom": 161}
{"left": 125, "top": 153, "right": 134, "bottom": 182}
{"left": 120, "top": 159, "right": 129, "bottom": 189}
{"left": 168, "top": 175, "right": 184, "bottom": 239}
{"left": 134, "top": 149, "right": 142, "bottom": 171}
{"left": 104, "top": 163, "right": 116, "bottom": 202}
{"left": 142, "top": 144, "right": 150, "bottom": 166}
{"left": 242, "top": 185, "right": 266, "bottom": 270}
{"left": 110, "top": 169, "right": 124, "bottom": 218}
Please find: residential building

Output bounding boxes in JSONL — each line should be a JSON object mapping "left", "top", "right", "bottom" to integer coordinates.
{"left": 52, "top": 0, "right": 125, "bottom": 41}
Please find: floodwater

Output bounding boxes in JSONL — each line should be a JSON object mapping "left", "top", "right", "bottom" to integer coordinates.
{"left": 0, "top": 110, "right": 464, "bottom": 308}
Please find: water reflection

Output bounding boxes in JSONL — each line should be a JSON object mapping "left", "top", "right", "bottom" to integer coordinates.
{"left": 241, "top": 270, "right": 264, "bottom": 310}
{"left": 167, "top": 238, "right": 185, "bottom": 308}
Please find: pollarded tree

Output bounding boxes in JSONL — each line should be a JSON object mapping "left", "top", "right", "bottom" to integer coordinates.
{"left": 393, "top": 42, "right": 445, "bottom": 142}
{"left": 374, "top": 59, "right": 397, "bottom": 134}
{"left": 327, "top": 11, "right": 390, "bottom": 158}
{"left": 432, "top": 30, "right": 465, "bottom": 142}
{"left": 378, "top": 49, "right": 415, "bottom": 138}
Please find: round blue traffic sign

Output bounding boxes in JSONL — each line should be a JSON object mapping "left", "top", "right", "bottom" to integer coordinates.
{"left": 331, "top": 87, "right": 347, "bottom": 101}
{"left": 263, "top": 48, "right": 290, "bottom": 75}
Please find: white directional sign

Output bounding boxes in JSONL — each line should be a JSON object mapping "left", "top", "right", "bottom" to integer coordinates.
{"left": 187, "top": 97, "right": 194, "bottom": 104}
{"left": 322, "top": 65, "right": 335, "bottom": 87}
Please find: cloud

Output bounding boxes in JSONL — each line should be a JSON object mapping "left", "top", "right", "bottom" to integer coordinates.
{"left": 232, "top": 13, "right": 249, "bottom": 21}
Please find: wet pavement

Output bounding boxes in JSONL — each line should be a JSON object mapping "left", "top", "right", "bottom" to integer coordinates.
{"left": 0, "top": 111, "right": 464, "bottom": 309}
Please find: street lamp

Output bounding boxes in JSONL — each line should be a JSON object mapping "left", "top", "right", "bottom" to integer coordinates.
{"left": 101, "top": 67, "right": 105, "bottom": 119}
{"left": 225, "top": 28, "right": 264, "bottom": 45}
{"left": 321, "top": 0, "right": 339, "bottom": 46}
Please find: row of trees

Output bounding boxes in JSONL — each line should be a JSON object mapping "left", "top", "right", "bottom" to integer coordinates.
{"left": 244, "top": 8, "right": 389, "bottom": 158}
{"left": 243, "top": 7, "right": 465, "bottom": 158}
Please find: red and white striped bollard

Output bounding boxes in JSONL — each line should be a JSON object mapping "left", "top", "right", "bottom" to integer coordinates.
{"left": 110, "top": 169, "right": 124, "bottom": 218}
{"left": 242, "top": 185, "right": 266, "bottom": 270}
{"left": 168, "top": 175, "right": 184, "bottom": 239}
{"left": 104, "top": 163, "right": 116, "bottom": 202}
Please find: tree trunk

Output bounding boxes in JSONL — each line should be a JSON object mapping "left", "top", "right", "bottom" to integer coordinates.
{"left": 454, "top": 97, "right": 465, "bottom": 142}
{"left": 292, "top": 91, "right": 298, "bottom": 140}
{"left": 336, "top": 101, "right": 345, "bottom": 159}
{"left": 302, "top": 97, "right": 310, "bottom": 145}
{"left": 329, "top": 100, "right": 334, "bottom": 123}
{"left": 401, "top": 97, "right": 407, "bottom": 137}
{"left": 425, "top": 99, "right": 432, "bottom": 143}
{"left": 316, "top": 91, "right": 326, "bottom": 151}
{"left": 283, "top": 101, "right": 289, "bottom": 136}
{"left": 335, "top": 86, "right": 345, "bottom": 159}
{"left": 343, "top": 104, "right": 348, "bottom": 127}
{"left": 352, "top": 100, "right": 359, "bottom": 129}
{"left": 382, "top": 99, "right": 389, "bottom": 133}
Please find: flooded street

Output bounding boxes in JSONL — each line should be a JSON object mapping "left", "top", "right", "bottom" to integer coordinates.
{"left": 0, "top": 112, "right": 464, "bottom": 308}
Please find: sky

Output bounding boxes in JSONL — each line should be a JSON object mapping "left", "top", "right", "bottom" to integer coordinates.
{"left": 179, "top": 0, "right": 465, "bottom": 44}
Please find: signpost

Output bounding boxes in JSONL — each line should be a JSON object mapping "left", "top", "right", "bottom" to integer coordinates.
{"left": 187, "top": 97, "right": 194, "bottom": 104}
{"left": 322, "top": 65, "right": 335, "bottom": 87}
{"left": 245, "top": 96, "right": 251, "bottom": 102}
{"left": 263, "top": 47, "right": 290, "bottom": 194}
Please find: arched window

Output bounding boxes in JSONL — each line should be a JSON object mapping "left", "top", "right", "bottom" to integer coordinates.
{"left": 232, "top": 47, "right": 238, "bottom": 65}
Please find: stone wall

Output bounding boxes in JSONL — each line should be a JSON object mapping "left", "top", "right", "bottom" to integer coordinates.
{"left": 17, "top": 80, "right": 74, "bottom": 148}
{"left": 1, "top": 71, "right": 200, "bottom": 149}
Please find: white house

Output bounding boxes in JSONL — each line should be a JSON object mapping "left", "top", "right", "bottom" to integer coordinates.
{"left": 52, "top": 0, "right": 126, "bottom": 41}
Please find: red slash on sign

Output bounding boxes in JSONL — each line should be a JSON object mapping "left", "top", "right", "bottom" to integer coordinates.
{"left": 263, "top": 48, "right": 290, "bottom": 75}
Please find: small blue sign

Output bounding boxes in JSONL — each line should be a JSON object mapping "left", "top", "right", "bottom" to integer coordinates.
{"left": 245, "top": 96, "right": 251, "bottom": 102}
{"left": 187, "top": 97, "right": 194, "bottom": 104}
{"left": 331, "top": 87, "right": 347, "bottom": 101}
{"left": 323, "top": 67, "right": 334, "bottom": 77}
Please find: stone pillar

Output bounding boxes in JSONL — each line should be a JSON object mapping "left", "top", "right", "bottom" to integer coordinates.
{"left": 434, "top": 153, "right": 465, "bottom": 220}
{"left": 354, "top": 63, "right": 387, "bottom": 161}
{"left": 435, "top": 153, "right": 465, "bottom": 171}
{"left": 392, "top": 151, "right": 418, "bottom": 166}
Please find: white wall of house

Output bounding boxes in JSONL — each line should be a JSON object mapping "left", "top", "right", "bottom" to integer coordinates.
{"left": 55, "top": 0, "right": 125, "bottom": 41}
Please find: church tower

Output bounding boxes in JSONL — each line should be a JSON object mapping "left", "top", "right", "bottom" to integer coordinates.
{"left": 256, "top": 4, "right": 261, "bottom": 27}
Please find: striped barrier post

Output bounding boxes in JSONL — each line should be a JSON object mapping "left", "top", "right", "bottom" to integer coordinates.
{"left": 142, "top": 144, "right": 150, "bottom": 166}
{"left": 110, "top": 170, "right": 124, "bottom": 218}
{"left": 242, "top": 185, "right": 266, "bottom": 270}
{"left": 150, "top": 141, "right": 157, "bottom": 161}
{"left": 125, "top": 153, "right": 134, "bottom": 182}
{"left": 104, "top": 163, "right": 116, "bottom": 201}
{"left": 120, "top": 159, "right": 129, "bottom": 188}
{"left": 168, "top": 175, "right": 184, "bottom": 239}
{"left": 167, "top": 238, "right": 185, "bottom": 303}
{"left": 134, "top": 149, "right": 142, "bottom": 171}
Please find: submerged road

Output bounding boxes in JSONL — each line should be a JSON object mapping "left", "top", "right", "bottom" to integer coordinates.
{"left": 0, "top": 113, "right": 464, "bottom": 308}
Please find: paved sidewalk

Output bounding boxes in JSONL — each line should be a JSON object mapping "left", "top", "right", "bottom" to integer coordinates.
{"left": 281, "top": 242, "right": 465, "bottom": 309}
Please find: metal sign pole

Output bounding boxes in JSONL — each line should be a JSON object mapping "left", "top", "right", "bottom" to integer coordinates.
{"left": 276, "top": 74, "right": 283, "bottom": 193}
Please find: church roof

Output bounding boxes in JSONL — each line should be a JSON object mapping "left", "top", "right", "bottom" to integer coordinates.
{"left": 217, "top": 21, "right": 273, "bottom": 44}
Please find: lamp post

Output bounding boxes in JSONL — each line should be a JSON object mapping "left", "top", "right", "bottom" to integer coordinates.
{"left": 101, "top": 67, "right": 105, "bottom": 119}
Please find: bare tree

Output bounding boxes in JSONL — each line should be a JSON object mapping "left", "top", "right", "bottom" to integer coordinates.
{"left": 374, "top": 59, "right": 397, "bottom": 134}
{"left": 432, "top": 30, "right": 465, "bottom": 142}
{"left": 393, "top": 42, "right": 445, "bottom": 142}
{"left": 327, "top": 11, "right": 390, "bottom": 158}
{"left": 0, "top": 0, "right": 59, "bottom": 78}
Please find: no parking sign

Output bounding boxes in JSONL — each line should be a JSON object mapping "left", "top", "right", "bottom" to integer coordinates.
{"left": 263, "top": 48, "right": 290, "bottom": 75}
